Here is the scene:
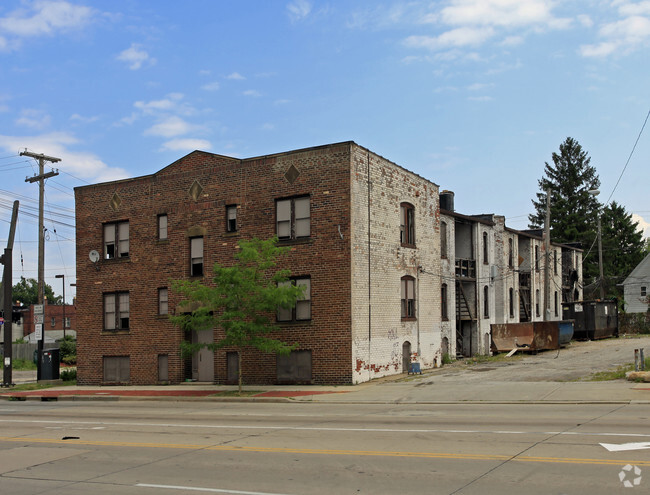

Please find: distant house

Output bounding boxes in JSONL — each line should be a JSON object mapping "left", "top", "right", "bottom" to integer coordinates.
{"left": 622, "top": 253, "right": 650, "bottom": 313}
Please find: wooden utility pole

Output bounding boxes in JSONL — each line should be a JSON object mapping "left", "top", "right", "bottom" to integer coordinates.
{"left": 21, "top": 151, "right": 60, "bottom": 380}
{"left": 543, "top": 188, "right": 551, "bottom": 321}
{"left": 1, "top": 201, "right": 19, "bottom": 386}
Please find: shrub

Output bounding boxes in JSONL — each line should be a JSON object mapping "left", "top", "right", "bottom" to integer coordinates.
{"left": 60, "top": 368, "right": 77, "bottom": 382}
{"left": 442, "top": 353, "right": 453, "bottom": 365}
{"left": 58, "top": 336, "right": 77, "bottom": 364}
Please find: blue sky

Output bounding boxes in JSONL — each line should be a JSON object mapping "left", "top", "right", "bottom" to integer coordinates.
{"left": 1, "top": 0, "right": 649, "bottom": 302}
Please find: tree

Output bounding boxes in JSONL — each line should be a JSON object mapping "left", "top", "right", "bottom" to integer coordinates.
{"left": 170, "top": 237, "right": 304, "bottom": 394}
{"left": 9, "top": 276, "right": 60, "bottom": 305}
{"left": 600, "top": 201, "right": 646, "bottom": 298}
{"left": 529, "top": 137, "right": 601, "bottom": 283}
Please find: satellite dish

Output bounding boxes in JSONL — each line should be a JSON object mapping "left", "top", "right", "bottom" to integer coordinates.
{"left": 89, "top": 250, "right": 100, "bottom": 263}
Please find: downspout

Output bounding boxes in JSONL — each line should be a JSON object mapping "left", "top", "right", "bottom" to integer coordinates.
{"left": 367, "top": 152, "right": 372, "bottom": 376}
{"left": 416, "top": 265, "right": 421, "bottom": 358}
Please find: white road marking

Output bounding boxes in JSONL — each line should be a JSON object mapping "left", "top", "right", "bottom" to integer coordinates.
{"left": 0, "top": 418, "right": 648, "bottom": 440}
{"left": 137, "top": 483, "right": 294, "bottom": 495}
{"left": 600, "top": 441, "right": 650, "bottom": 452}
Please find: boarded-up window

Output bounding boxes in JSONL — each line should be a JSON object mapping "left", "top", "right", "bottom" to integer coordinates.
{"left": 276, "top": 350, "right": 312, "bottom": 383}
{"left": 158, "top": 214, "right": 168, "bottom": 240}
{"left": 103, "top": 356, "right": 129, "bottom": 383}
{"left": 158, "top": 354, "right": 168, "bottom": 382}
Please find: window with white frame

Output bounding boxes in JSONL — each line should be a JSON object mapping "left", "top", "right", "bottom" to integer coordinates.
{"left": 104, "top": 292, "right": 130, "bottom": 331}
{"left": 158, "top": 288, "right": 168, "bottom": 315}
{"left": 158, "top": 214, "right": 168, "bottom": 240}
{"left": 190, "top": 237, "right": 203, "bottom": 277}
{"left": 277, "top": 277, "right": 311, "bottom": 322}
{"left": 276, "top": 196, "right": 310, "bottom": 240}
{"left": 104, "top": 221, "right": 129, "bottom": 259}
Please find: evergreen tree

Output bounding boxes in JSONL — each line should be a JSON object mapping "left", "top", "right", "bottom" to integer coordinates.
{"left": 170, "top": 237, "right": 304, "bottom": 394}
{"left": 600, "top": 201, "right": 646, "bottom": 298}
{"left": 529, "top": 137, "right": 601, "bottom": 283}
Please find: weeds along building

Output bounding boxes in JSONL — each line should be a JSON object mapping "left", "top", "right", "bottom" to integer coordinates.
{"left": 74, "top": 141, "right": 583, "bottom": 385}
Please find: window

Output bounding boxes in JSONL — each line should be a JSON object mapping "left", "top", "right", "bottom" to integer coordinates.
{"left": 509, "top": 288, "right": 515, "bottom": 318}
{"left": 441, "top": 283, "right": 448, "bottom": 320}
{"left": 483, "top": 285, "right": 489, "bottom": 318}
{"left": 641, "top": 287, "right": 647, "bottom": 296}
{"left": 401, "top": 276, "right": 416, "bottom": 319}
{"left": 554, "top": 250, "right": 558, "bottom": 275}
{"left": 535, "top": 289, "right": 540, "bottom": 317}
{"left": 226, "top": 205, "right": 237, "bottom": 232}
{"left": 158, "top": 288, "right": 168, "bottom": 315}
{"left": 400, "top": 203, "right": 415, "bottom": 246}
{"left": 535, "top": 245, "right": 539, "bottom": 271}
{"left": 51, "top": 317, "right": 56, "bottom": 327}
{"left": 190, "top": 237, "right": 203, "bottom": 277}
{"left": 158, "top": 214, "right": 168, "bottom": 240}
{"left": 64, "top": 317, "right": 70, "bottom": 329}
{"left": 276, "top": 196, "right": 310, "bottom": 240}
{"left": 483, "top": 232, "right": 488, "bottom": 264}
{"left": 277, "top": 277, "right": 311, "bottom": 322}
{"left": 104, "top": 221, "right": 129, "bottom": 259}
{"left": 104, "top": 292, "right": 129, "bottom": 331}
{"left": 441, "top": 222, "right": 448, "bottom": 258}
{"left": 508, "top": 238, "right": 513, "bottom": 268}
{"left": 554, "top": 291, "right": 559, "bottom": 317}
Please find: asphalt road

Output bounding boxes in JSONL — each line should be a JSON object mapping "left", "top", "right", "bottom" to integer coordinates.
{"left": 1, "top": 399, "right": 649, "bottom": 494}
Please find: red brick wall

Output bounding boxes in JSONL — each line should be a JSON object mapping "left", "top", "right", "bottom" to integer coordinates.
{"left": 75, "top": 143, "right": 353, "bottom": 385}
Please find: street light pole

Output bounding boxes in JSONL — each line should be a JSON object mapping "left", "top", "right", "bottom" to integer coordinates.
{"left": 55, "top": 274, "right": 65, "bottom": 338}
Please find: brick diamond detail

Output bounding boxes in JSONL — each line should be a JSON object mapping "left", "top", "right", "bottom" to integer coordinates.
{"left": 285, "top": 165, "right": 300, "bottom": 184}
{"left": 189, "top": 180, "right": 203, "bottom": 201}
{"left": 109, "top": 192, "right": 122, "bottom": 211}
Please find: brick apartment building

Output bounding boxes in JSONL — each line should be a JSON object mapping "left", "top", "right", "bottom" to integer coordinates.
{"left": 74, "top": 141, "right": 583, "bottom": 386}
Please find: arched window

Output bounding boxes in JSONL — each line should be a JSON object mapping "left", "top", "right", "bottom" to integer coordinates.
{"left": 401, "top": 276, "right": 416, "bottom": 319}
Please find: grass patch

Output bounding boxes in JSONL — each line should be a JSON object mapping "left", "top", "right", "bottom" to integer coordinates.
{"left": 12, "top": 359, "right": 37, "bottom": 371}
{"left": 6, "top": 381, "right": 74, "bottom": 392}
{"left": 464, "top": 353, "right": 523, "bottom": 366}
{"left": 589, "top": 356, "right": 650, "bottom": 381}
{"left": 212, "top": 390, "right": 265, "bottom": 397}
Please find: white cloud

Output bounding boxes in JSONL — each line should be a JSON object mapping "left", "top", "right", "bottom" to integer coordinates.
{"left": 70, "top": 113, "right": 99, "bottom": 124}
{"left": 405, "top": 26, "right": 495, "bottom": 50}
{"left": 160, "top": 138, "right": 211, "bottom": 152}
{"left": 243, "top": 89, "right": 262, "bottom": 97}
{"left": 467, "top": 95, "right": 494, "bottom": 102}
{"left": 287, "top": 0, "right": 311, "bottom": 22}
{"left": 440, "top": 0, "right": 559, "bottom": 28}
{"left": 0, "top": 132, "right": 128, "bottom": 182}
{"left": 261, "top": 123, "right": 275, "bottom": 130}
{"left": 16, "top": 109, "right": 51, "bottom": 130}
{"left": 201, "top": 81, "right": 220, "bottom": 91}
{"left": 227, "top": 72, "right": 246, "bottom": 80}
{"left": 618, "top": 1, "right": 650, "bottom": 16}
{"left": 144, "top": 116, "right": 197, "bottom": 138}
{"left": 116, "top": 43, "right": 156, "bottom": 70}
{"left": 0, "top": 0, "right": 94, "bottom": 38}
{"left": 632, "top": 213, "right": 650, "bottom": 238}
{"left": 580, "top": 13, "right": 650, "bottom": 57}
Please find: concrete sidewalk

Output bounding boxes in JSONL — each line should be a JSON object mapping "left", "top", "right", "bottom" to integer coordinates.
{"left": 2, "top": 371, "right": 649, "bottom": 404}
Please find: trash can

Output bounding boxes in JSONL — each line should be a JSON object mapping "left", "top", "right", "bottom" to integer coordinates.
{"left": 40, "top": 348, "right": 60, "bottom": 380}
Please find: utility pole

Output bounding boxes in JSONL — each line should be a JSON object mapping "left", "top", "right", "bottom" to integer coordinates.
{"left": 543, "top": 188, "right": 551, "bottom": 321}
{"left": 22, "top": 151, "right": 60, "bottom": 380}
{"left": 1, "top": 201, "right": 19, "bottom": 387}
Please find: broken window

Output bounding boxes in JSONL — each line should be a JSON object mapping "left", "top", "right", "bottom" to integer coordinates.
{"left": 277, "top": 276, "right": 311, "bottom": 322}
{"left": 104, "top": 221, "right": 129, "bottom": 259}
{"left": 226, "top": 205, "right": 237, "bottom": 232}
{"left": 104, "top": 292, "right": 129, "bottom": 331}
{"left": 400, "top": 203, "right": 415, "bottom": 247}
{"left": 276, "top": 196, "right": 310, "bottom": 240}
{"left": 190, "top": 237, "right": 203, "bottom": 277}
{"left": 401, "top": 276, "right": 416, "bottom": 319}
